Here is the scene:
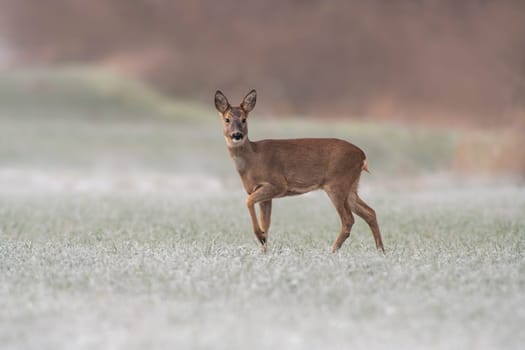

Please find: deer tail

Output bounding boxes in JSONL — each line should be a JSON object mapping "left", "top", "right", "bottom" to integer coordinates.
{"left": 362, "top": 158, "right": 370, "bottom": 173}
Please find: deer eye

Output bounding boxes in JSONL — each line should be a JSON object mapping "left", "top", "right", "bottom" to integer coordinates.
{"left": 225, "top": 118, "right": 230, "bottom": 123}
{"left": 242, "top": 119, "right": 246, "bottom": 123}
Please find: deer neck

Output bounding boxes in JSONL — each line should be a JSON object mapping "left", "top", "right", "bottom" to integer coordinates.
{"left": 228, "top": 139, "right": 254, "bottom": 173}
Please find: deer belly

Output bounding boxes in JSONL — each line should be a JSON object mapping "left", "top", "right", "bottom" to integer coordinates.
{"left": 285, "top": 184, "right": 321, "bottom": 196}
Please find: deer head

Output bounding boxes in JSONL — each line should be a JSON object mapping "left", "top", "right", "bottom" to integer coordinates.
{"left": 214, "top": 90, "right": 257, "bottom": 148}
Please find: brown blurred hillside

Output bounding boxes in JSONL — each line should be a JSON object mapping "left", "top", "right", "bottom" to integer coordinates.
{"left": 0, "top": 0, "right": 524, "bottom": 126}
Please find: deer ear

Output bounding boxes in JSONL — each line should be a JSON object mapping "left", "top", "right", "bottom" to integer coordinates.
{"left": 241, "top": 89, "right": 257, "bottom": 113}
{"left": 214, "top": 90, "right": 230, "bottom": 113}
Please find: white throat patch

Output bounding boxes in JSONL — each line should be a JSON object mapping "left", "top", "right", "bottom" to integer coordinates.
{"left": 232, "top": 155, "right": 246, "bottom": 172}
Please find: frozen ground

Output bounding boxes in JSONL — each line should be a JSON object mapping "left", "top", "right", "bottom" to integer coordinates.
{"left": 1, "top": 185, "right": 524, "bottom": 350}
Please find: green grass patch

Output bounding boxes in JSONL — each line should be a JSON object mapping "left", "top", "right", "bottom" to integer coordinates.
{"left": 0, "top": 66, "right": 210, "bottom": 121}
{"left": 0, "top": 67, "right": 458, "bottom": 176}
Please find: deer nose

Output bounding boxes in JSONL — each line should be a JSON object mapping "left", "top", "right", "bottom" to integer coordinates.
{"left": 231, "top": 132, "right": 244, "bottom": 140}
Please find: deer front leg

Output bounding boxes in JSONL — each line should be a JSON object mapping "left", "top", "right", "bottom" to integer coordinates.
{"left": 259, "top": 200, "right": 272, "bottom": 243}
{"left": 246, "top": 185, "right": 281, "bottom": 253}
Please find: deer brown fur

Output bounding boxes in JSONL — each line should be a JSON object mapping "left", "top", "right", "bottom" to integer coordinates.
{"left": 215, "top": 90, "right": 384, "bottom": 253}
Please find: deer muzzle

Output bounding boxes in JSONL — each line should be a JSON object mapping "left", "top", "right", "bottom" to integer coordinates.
{"left": 231, "top": 132, "right": 244, "bottom": 143}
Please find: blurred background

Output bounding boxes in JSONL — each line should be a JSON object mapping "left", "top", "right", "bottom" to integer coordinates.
{"left": 0, "top": 0, "right": 524, "bottom": 195}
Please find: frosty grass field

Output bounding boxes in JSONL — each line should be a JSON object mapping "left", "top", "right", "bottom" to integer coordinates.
{"left": 1, "top": 69, "right": 524, "bottom": 349}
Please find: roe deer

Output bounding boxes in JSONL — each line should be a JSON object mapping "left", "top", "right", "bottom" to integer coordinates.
{"left": 214, "top": 90, "right": 384, "bottom": 253}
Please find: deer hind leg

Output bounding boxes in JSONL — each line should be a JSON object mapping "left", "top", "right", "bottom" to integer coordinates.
{"left": 349, "top": 193, "right": 385, "bottom": 253}
{"left": 325, "top": 186, "right": 355, "bottom": 253}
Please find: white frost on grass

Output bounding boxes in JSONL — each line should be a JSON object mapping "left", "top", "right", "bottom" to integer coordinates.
{"left": 0, "top": 186, "right": 524, "bottom": 350}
